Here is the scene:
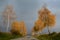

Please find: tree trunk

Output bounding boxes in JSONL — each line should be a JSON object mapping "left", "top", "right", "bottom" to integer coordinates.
{"left": 47, "top": 26, "right": 50, "bottom": 34}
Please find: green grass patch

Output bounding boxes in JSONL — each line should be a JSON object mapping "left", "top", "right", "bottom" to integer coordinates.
{"left": 37, "top": 32, "right": 60, "bottom": 40}
{"left": 0, "top": 32, "right": 22, "bottom": 40}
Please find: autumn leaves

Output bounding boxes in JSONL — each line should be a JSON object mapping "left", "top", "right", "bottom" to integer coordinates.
{"left": 11, "top": 21, "right": 27, "bottom": 36}
{"left": 32, "top": 7, "right": 56, "bottom": 35}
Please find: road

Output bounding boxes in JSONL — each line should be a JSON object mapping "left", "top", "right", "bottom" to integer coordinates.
{"left": 11, "top": 36, "right": 38, "bottom": 40}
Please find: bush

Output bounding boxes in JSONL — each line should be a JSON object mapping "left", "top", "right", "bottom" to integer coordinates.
{"left": 10, "top": 29, "right": 22, "bottom": 36}
{"left": 0, "top": 32, "right": 22, "bottom": 40}
{"left": 37, "top": 32, "right": 60, "bottom": 40}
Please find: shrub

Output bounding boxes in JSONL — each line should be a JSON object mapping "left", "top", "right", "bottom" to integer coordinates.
{"left": 10, "top": 29, "right": 22, "bottom": 36}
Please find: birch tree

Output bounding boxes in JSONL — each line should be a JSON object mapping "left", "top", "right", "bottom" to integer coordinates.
{"left": 2, "top": 5, "right": 16, "bottom": 32}
{"left": 38, "top": 6, "right": 56, "bottom": 34}
{"left": 32, "top": 5, "right": 56, "bottom": 35}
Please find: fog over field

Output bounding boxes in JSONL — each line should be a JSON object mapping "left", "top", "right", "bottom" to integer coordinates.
{"left": 0, "top": 0, "right": 60, "bottom": 34}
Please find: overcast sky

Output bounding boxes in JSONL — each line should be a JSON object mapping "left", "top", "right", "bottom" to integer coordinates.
{"left": 0, "top": 0, "right": 60, "bottom": 34}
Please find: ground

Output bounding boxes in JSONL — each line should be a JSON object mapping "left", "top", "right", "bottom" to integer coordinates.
{"left": 0, "top": 32, "right": 60, "bottom": 40}
{"left": 11, "top": 36, "right": 38, "bottom": 40}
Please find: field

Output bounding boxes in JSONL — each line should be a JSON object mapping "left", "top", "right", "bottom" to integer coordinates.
{"left": 0, "top": 32, "right": 22, "bottom": 40}
{"left": 0, "top": 32, "right": 60, "bottom": 40}
{"left": 37, "top": 32, "right": 60, "bottom": 40}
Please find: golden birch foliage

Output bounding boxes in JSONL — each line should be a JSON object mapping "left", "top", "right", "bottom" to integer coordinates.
{"left": 48, "top": 15, "right": 56, "bottom": 26}
{"left": 34, "top": 19, "right": 42, "bottom": 31}
{"left": 11, "top": 21, "right": 20, "bottom": 31}
{"left": 38, "top": 7, "right": 51, "bottom": 17}
{"left": 11, "top": 21, "right": 27, "bottom": 36}
{"left": 32, "top": 19, "right": 45, "bottom": 32}
{"left": 38, "top": 7, "right": 56, "bottom": 27}
{"left": 19, "top": 21, "right": 27, "bottom": 36}
{"left": 11, "top": 21, "right": 21, "bottom": 35}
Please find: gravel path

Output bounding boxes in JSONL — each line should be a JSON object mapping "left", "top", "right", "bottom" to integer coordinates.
{"left": 11, "top": 36, "right": 38, "bottom": 40}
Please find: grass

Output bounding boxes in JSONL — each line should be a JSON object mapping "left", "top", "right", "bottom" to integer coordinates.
{"left": 0, "top": 32, "right": 22, "bottom": 40}
{"left": 37, "top": 32, "right": 60, "bottom": 40}
{"left": 0, "top": 32, "right": 60, "bottom": 40}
